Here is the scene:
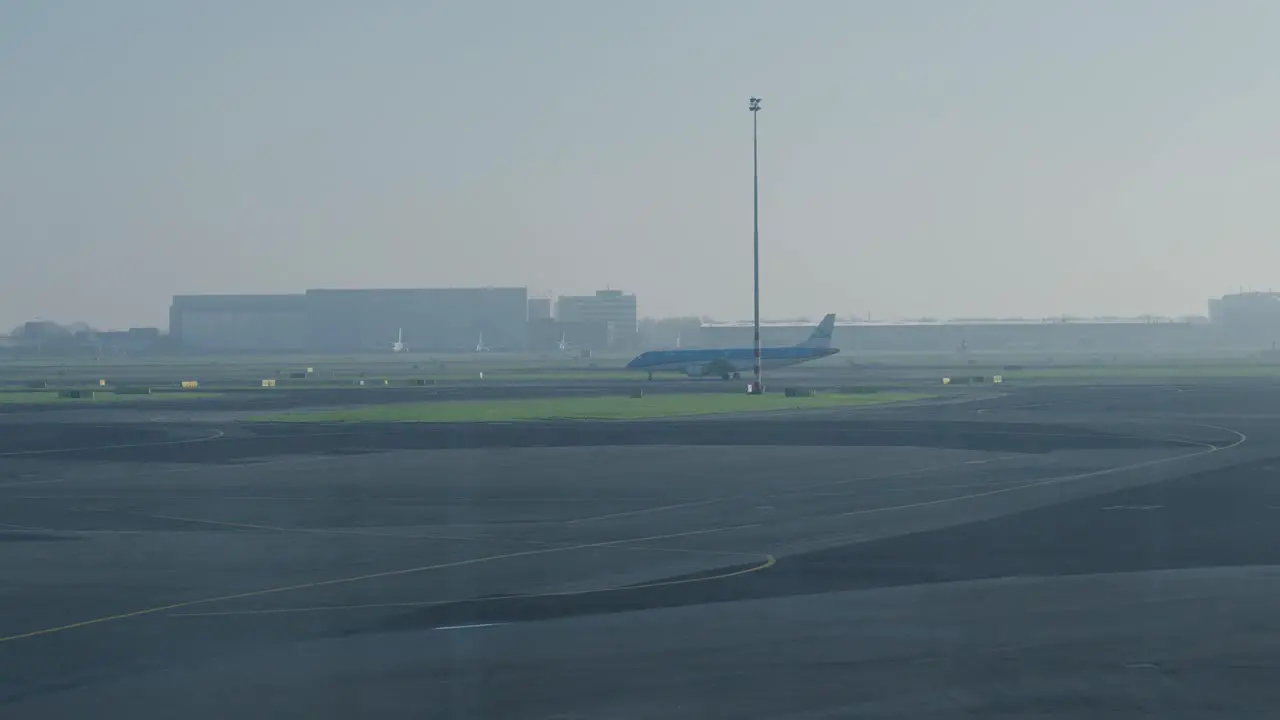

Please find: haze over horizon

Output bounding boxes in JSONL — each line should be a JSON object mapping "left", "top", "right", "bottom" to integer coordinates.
{"left": 5, "top": 1, "right": 1280, "bottom": 331}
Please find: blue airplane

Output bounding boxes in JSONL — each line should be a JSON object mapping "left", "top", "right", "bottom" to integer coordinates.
{"left": 627, "top": 313, "right": 839, "bottom": 380}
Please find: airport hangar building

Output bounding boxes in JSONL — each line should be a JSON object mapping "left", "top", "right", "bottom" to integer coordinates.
{"left": 170, "top": 287, "right": 529, "bottom": 353}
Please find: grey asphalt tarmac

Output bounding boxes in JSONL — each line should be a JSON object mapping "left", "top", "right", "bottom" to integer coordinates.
{"left": 2, "top": 382, "right": 1280, "bottom": 717}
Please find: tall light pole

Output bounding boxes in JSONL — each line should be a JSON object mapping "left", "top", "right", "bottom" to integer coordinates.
{"left": 749, "top": 97, "right": 762, "bottom": 394}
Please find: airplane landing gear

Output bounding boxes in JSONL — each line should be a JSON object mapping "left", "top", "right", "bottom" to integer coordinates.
{"left": 647, "top": 372, "right": 654, "bottom": 381}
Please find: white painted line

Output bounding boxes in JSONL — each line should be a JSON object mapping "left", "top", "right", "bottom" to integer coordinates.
{"left": 3, "top": 521, "right": 765, "bottom": 642}
{"left": 0, "top": 429, "right": 226, "bottom": 458}
{"left": 0, "top": 478, "right": 67, "bottom": 488}
{"left": 435, "top": 623, "right": 503, "bottom": 631}
{"left": 564, "top": 498, "right": 719, "bottom": 525}
{"left": 835, "top": 423, "right": 1245, "bottom": 518}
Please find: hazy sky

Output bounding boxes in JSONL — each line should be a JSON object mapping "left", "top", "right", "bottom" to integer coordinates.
{"left": 4, "top": 1, "right": 1280, "bottom": 330}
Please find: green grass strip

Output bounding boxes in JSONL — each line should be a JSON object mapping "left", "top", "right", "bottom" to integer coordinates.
{"left": 255, "top": 392, "right": 932, "bottom": 423}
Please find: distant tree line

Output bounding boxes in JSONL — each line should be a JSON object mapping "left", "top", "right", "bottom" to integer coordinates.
{"left": 638, "top": 316, "right": 706, "bottom": 348}
{"left": 10, "top": 320, "right": 97, "bottom": 339}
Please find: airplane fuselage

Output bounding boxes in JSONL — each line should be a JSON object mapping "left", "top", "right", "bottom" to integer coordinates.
{"left": 626, "top": 346, "right": 838, "bottom": 375}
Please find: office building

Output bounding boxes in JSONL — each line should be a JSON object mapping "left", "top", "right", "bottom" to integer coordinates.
{"left": 557, "top": 290, "right": 637, "bottom": 330}
{"left": 528, "top": 297, "right": 552, "bottom": 321}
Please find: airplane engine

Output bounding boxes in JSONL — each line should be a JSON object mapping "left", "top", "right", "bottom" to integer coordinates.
{"left": 684, "top": 365, "right": 707, "bottom": 377}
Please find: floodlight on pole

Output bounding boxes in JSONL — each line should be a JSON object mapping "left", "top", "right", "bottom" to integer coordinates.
{"left": 749, "top": 97, "right": 763, "bottom": 394}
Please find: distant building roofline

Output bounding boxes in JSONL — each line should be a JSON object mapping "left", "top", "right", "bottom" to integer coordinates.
{"left": 305, "top": 286, "right": 528, "bottom": 293}
{"left": 701, "top": 316, "right": 1206, "bottom": 329}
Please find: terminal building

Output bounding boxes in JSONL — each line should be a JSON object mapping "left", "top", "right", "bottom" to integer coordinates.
{"left": 691, "top": 295, "right": 1280, "bottom": 355}
{"left": 698, "top": 316, "right": 1214, "bottom": 355}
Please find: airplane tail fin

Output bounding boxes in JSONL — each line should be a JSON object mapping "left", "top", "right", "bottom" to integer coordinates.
{"left": 796, "top": 313, "right": 836, "bottom": 349}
